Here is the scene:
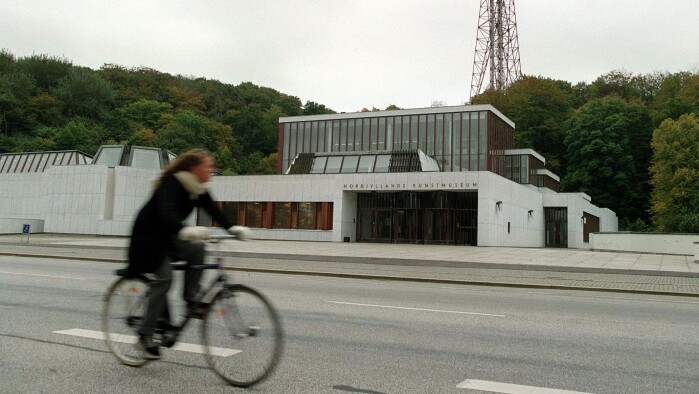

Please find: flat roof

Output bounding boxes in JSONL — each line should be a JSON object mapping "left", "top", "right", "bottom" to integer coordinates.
{"left": 279, "top": 104, "right": 515, "bottom": 128}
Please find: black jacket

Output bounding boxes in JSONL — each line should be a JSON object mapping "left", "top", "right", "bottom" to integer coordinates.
{"left": 127, "top": 174, "right": 232, "bottom": 274}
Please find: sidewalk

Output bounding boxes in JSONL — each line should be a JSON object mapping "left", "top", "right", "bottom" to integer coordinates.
{"left": 1, "top": 234, "right": 698, "bottom": 297}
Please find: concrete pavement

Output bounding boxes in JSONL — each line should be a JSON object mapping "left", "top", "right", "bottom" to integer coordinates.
{"left": 1, "top": 233, "right": 698, "bottom": 297}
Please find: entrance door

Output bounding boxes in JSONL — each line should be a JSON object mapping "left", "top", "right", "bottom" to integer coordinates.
{"left": 545, "top": 207, "right": 568, "bottom": 247}
{"left": 393, "top": 209, "right": 422, "bottom": 243}
{"left": 425, "top": 209, "right": 452, "bottom": 244}
{"left": 356, "top": 191, "right": 477, "bottom": 246}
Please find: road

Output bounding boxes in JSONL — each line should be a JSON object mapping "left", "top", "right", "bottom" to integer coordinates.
{"left": 1, "top": 255, "right": 698, "bottom": 393}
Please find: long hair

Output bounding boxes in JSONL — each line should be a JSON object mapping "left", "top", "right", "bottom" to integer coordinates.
{"left": 160, "top": 149, "right": 211, "bottom": 182}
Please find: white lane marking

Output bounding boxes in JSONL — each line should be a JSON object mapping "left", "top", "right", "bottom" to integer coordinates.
{"left": 0, "top": 270, "right": 85, "bottom": 280}
{"left": 327, "top": 301, "right": 506, "bottom": 317}
{"left": 456, "top": 379, "right": 593, "bottom": 393}
{"left": 52, "top": 328, "right": 241, "bottom": 357}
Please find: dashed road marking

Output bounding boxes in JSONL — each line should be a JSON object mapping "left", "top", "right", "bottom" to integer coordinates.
{"left": 0, "top": 270, "right": 85, "bottom": 280}
{"left": 327, "top": 301, "right": 506, "bottom": 317}
{"left": 53, "top": 328, "right": 241, "bottom": 357}
{"left": 456, "top": 379, "right": 592, "bottom": 393}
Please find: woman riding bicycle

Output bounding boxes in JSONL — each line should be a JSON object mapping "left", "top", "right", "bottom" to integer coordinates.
{"left": 127, "top": 149, "right": 247, "bottom": 360}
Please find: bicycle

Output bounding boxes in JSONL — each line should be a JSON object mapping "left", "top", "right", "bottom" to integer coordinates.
{"left": 101, "top": 234, "right": 284, "bottom": 387}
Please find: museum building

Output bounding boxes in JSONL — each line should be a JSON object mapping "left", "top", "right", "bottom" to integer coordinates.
{"left": 0, "top": 104, "right": 617, "bottom": 249}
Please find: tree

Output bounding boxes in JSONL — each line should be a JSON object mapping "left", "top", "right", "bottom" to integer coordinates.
{"left": 302, "top": 100, "right": 335, "bottom": 115}
{"left": 505, "top": 76, "right": 571, "bottom": 174}
{"left": 52, "top": 68, "right": 116, "bottom": 119}
{"left": 117, "top": 99, "right": 173, "bottom": 131}
{"left": 230, "top": 103, "right": 280, "bottom": 156}
{"left": 127, "top": 128, "right": 157, "bottom": 147}
{"left": 561, "top": 96, "right": 651, "bottom": 224}
{"left": 0, "top": 71, "right": 35, "bottom": 134}
{"left": 15, "top": 54, "right": 73, "bottom": 93}
{"left": 650, "top": 114, "right": 699, "bottom": 232}
{"left": 651, "top": 71, "right": 698, "bottom": 126}
{"left": 238, "top": 151, "right": 277, "bottom": 175}
{"left": 156, "top": 110, "right": 232, "bottom": 155}
{"left": 53, "top": 118, "right": 104, "bottom": 153}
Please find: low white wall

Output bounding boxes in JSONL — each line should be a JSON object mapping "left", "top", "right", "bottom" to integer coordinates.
{"left": 591, "top": 232, "right": 699, "bottom": 255}
{"left": 0, "top": 218, "right": 45, "bottom": 234}
{"left": 694, "top": 242, "right": 699, "bottom": 263}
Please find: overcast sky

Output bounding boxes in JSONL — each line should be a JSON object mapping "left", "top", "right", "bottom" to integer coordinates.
{"left": 2, "top": 0, "right": 698, "bottom": 113}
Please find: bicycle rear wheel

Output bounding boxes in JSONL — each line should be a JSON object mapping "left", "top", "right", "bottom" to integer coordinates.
{"left": 201, "top": 284, "right": 283, "bottom": 387}
{"left": 102, "top": 277, "right": 149, "bottom": 366}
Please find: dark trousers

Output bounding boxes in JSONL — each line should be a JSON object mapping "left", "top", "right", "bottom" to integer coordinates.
{"left": 138, "top": 238, "right": 205, "bottom": 337}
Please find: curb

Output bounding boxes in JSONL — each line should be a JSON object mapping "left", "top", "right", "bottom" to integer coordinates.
{"left": 3, "top": 244, "right": 699, "bottom": 278}
{"left": 3, "top": 251, "right": 698, "bottom": 298}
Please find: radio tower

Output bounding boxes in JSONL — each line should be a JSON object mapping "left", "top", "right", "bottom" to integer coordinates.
{"left": 470, "top": 0, "right": 522, "bottom": 100}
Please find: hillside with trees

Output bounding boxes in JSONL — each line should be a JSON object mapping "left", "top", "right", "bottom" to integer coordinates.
{"left": 472, "top": 71, "right": 699, "bottom": 232}
{"left": 1, "top": 50, "right": 698, "bottom": 232}
{"left": 0, "top": 50, "right": 334, "bottom": 175}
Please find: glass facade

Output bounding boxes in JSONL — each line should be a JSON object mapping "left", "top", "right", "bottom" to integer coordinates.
{"left": 279, "top": 108, "right": 515, "bottom": 175}
{"left": 273, "top": 202, "right": 291, "bottom": 229}
{"left": 357, "top": 191, "right": 478, "bottom": 245}
{"left": 130, "top": 147, "right": 162, "bottom": 170}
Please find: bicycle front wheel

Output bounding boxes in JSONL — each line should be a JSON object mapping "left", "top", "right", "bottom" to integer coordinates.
{"left": 201, "top": 284, "right": 283, "bottom": 387}
{"left": 102, "top": 277, "right": 149, "bottom": 367}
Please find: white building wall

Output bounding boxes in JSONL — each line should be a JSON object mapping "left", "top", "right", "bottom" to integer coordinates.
{"left": 543, "top": 193, "right": 618, "bottom": 249}
{"left": 208, "top": 174, "right": 338, "bottom": 242}
{"left": 476, "top": 172, "right": 545, "bottom": 247}
{"left": 1, "top": 166, "right": 618, "bottom": 249}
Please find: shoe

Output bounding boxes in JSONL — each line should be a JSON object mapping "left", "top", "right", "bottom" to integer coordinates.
{"left": 137, "top": 335, "right": 161, "bottom": 360}
{"left": 161, "top": 329, "right": 178, "bottom": 348}
{"left": 186, "top": 301, "right": 206, "bottom": 318}
{"left": 157, "top": 321, "right": 178, "bottom": 348}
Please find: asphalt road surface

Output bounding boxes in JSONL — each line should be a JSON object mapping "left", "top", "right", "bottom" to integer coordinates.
{"left": 1, "top": 256, "right": 698, "bottom": 393}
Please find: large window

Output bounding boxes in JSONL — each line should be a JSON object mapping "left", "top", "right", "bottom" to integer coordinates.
{"left": 374, "top": 155, "right": 390, "bottom": 172}
{"left": 341, "top": 156, "right": 359, "bottom": 173}
{"left": 234, "top": 201, "right": 333, "bottom": 230}
{"left": 245, "top": 202, "right": 263, "bottom": 228}
{"left": 279, "top": 108, "right": 513, "bottom": 175}
{"left": 93, "top": 146, "right": 124, "bottom": 166}
{"left": 311, "top": 156, "right": 327, "bottom": 174}
{"left": 298, "top": 203, "right": 316, "bottom": 229}
{"left": 357, "top": 155, "right": 375, "bottom": 173}
{"left": 130, "top": 147, "right": 162, "bottom": 169}
{"left": 273, "top": 203, "right": 291, "bottom": 229}
{"left": 325, "top": 156, "right": 342, "bottom": 173}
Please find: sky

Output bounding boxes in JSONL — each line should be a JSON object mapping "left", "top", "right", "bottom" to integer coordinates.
{"left": 1, "top": 0, "right": 698, "bottom": 113}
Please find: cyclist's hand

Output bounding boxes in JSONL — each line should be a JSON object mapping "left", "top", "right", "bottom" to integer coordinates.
{"left": 178, "top": 226, "right": 210, "bottom": 242}
{"left": 228, "top": 225, "right": 251, "bottom": 240}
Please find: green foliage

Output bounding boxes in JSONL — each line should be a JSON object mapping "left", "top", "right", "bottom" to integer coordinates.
{"left": 650, "top": 114, "right": 699, "bottom": 232}
{"left": 155, "top": 110, "right": 231, "bottom": 154}
{"left": 561, "top": 96, "right": 651, "bottom": 223}
{"left": 473, "top": 75, "right": 571, "bottom": 174}
{"left": 239, "top": 151, "right": 277, "bottom": 175}
{"left": 0, "top": 70, "right": 36, "bottom": 134}
{"left": 15, "top": 54, "right": 72, "bottom": 93}
{"left": 52, "top": 118, "right": 104, "bottom": 152}
{"left": 302, "top": 101, "right": 335, "bottom": 115}
{"left": 127, "top": 128, "right": 157, "bottom": 147}
{"left": 52, "top": 68, "right": 116, "bottom": 119}
{"left": 213, "top": 144, "right": 240, "bottom": 175}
